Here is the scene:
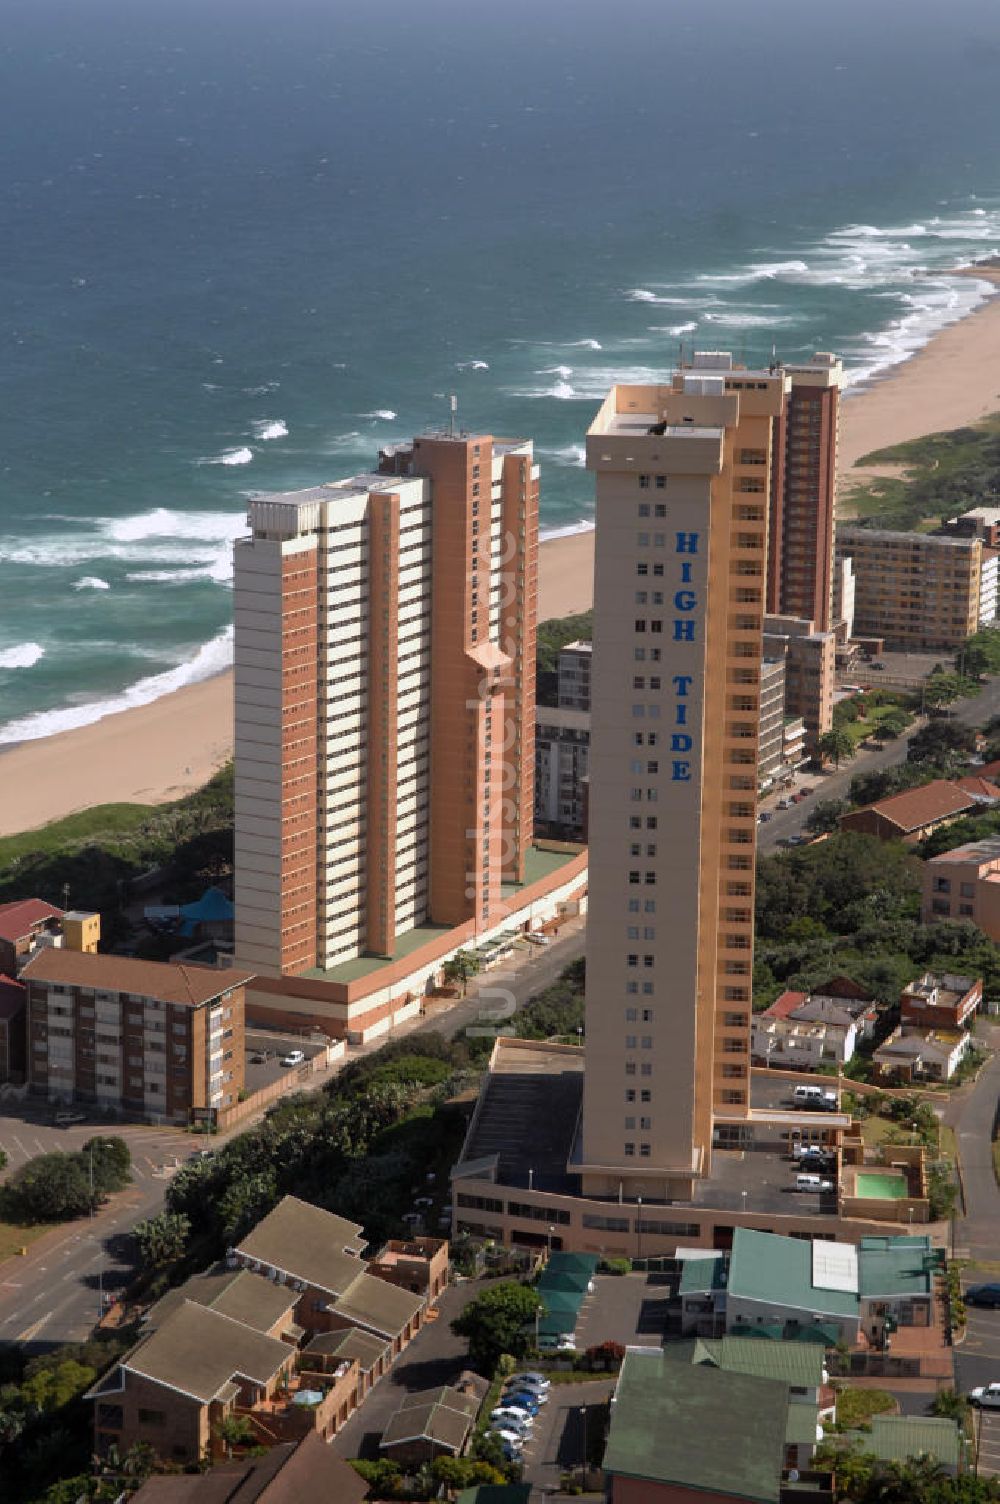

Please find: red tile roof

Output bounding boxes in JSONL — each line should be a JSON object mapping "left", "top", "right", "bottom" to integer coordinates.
{"left": 846, "top": 779, "right": 977, "bottom": 835}
{"left": 0, "top": 974, "right": 25, "bottom": 1022}
{"left": 19, "top": 949, "right": 253, "bottom": 1008}
{"left": 954, "top": 776, "right": 1000, "bottom": 801}
{"left": 0, "top": 899, "right": 62, "bottom": 946}
{"left": 763, "top": 990, "right": 808, "bottom": 1019}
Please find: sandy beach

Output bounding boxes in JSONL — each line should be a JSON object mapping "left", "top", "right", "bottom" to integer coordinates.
{"left": 4, "top": 281, "right": 999, "bottom": 838}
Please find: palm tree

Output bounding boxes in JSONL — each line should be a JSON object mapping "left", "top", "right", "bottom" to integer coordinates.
{"left": 817, "top": 728, "right": 855, "bottom": 768}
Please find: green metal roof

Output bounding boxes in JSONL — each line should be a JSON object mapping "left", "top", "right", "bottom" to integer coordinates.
{"left": 603, "top": 1349, "right": 789, "bottom": 1504}
{"left": 785, "top": 1403, "right": 821, "bottom": 1447}
{"left": 841, "top": 1416, "right": 961, "bottom": 1470}
{"left": 539, "top": 1269, "right": 591, "bottom": 1295}
{"left": 695, "top": 1335, "right": 827, "bottom": 1389}
{"left": 679, "top": 1256, "right": 728, "bottom": 1296}
{"left": 857, "top": 1236, "right": 936, "bottom": 1298}
{"left": 538, "top": 1288, "right": 583, "bottom": 1315}
{"left": 546, "top": 1251, "right": 598, "bottom": 1278}
{"left": 728, "top": 1229, "right": 859, "bottom": 1319}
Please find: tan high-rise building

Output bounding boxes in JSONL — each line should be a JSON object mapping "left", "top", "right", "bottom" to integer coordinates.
{"left": 580, "top": 355, "right": 786, "bottom": 1200}
{"left": 233, "top": 431, "right": 538, "bottom": 978}
{"left": 836, "top": 526, "right": 982, "bottom": 650}
{"left": 767, "top": 354, "right": 842, "bottom": 632}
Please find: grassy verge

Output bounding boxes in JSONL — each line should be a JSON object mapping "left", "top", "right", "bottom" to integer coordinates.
{"left": 833, "top": 1386, "right": 897, "bottom": 1429}
{"left": 844, "top": 414, "right": 1000, "bottom": 532}
{"left": 0, "top": 1219, "right": 48, "bottom": 1262}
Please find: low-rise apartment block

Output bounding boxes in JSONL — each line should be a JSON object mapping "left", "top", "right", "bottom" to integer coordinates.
{"left": 0, "top": 974, "right": 26, "bottom": 1083}
{"left": 90, "top": 1197, "right": 448, "bottom": 1465}
{"left": 557, "top": 638, "right": 592, "bottom": 710}
{"left": 534, "top": 705, "right": 590, "bottom": 837}
{"left": 763, "top": 613, "right": 835, "bottom": 754}
{"left": 21, "top": 950, "right": 250, "bottom": 1125}
{"left": 836, "top": 526, "right": 983, "bottom": 649}
{"left": 752, "top": 990, "right": 863, "bottom": 1070}
{"left": 923, "top": 835, "right": 1000, "bottom": 937}
{"left": 900, "top": 971, "right": 982, "bottom": 1030}
{"left": 127, "top": 1433, "right": 368, "bottom": 1504}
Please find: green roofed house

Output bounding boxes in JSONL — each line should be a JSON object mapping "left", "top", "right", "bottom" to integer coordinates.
{"left": 725, "top": 1229, "right": 939, "bottom": 1350}
{"left": 839, "top": 1415, "right": 964, "bottom": 1476}
{"left": 604, "top": 1347, "right": 801, "bottom": 1504}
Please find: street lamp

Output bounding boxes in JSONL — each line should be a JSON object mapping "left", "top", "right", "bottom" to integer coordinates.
{"left": 636, "top": 1196, "right": 643, "bottom": 1265}
{"left": 547, "top": 1225, "right": 555, "bottom": 1258}
{"left": 579, "top": 1404, "right": 588, "bottom": 1488}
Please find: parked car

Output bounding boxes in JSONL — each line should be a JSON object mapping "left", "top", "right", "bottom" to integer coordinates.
{"left": 793, "top": 1084, "right": 837, "bottom": 1109}
{"left": 509, "top": 1372, "right": 551, "bottom": 1391}
{"left": 800, "top": 786, "right": 815, "bottom": 796}
{"left": 491, "top": 1428, "right": 525, "bottom": 1451}
{"left": 795, "top": 1173, "right": 834, "bottom": 1193}
{"left": 526, "top": 932, "right": 550, "bottom": 946}
{"left": 280, "top": 1049, "right": 306, "bottom": 1067}
{"left": 794, "top": 1144, "right": 829, "bottom": 1164}
{"left": 777, "top": 798, "right": 791, "bottom": 810}
{"left": 966, "top": 1284, "right": 1000, "bottom": 1309}
{"left": 249, "top": 1052, "right": 266, "bottom": 1064}
{"left": 490, "top": 1410, "right": 533, "bottom": 1433}
{"left": 758, "top": 811, "right": 772, "bottom": 823}
{"left": 502, "top": 1392, "right": 542, "bottom": 1414}
{"left": 872, "top": 661, "right": 886, "bottom": 671}
{"left": 54, "top": 1110, "right": 86, "bottom": 1126}
{"left": 970, "top": 1383, "right": 1000, "bottom": 1409}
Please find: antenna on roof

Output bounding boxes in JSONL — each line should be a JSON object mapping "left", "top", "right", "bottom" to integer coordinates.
{"left": 449, "top": 394, "right": 457, "bottom": 439}
{"left": 770, "top": 340, "right": 778, "bottom": 374}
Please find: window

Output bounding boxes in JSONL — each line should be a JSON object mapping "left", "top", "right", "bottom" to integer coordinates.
{"left": 625, "top": 1116, "right": 636, "bottom": 1130}
{"left": 624, "top": 1143, "right": 635, "bottom": 1157}
{"left": 138, "top": 1409, "right": 166, "bottom": 1427}
{"left": 640, "top": 1144, "right": 651, "bottom": 1158}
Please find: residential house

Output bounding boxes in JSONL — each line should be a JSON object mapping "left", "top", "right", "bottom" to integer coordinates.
{"left": 0, "top": 899, "right": 100, "bottom": 975}
{"left": 21, "top": 949, "right": 250, "bottom": 1124}
{"left": 0, "top": 974, "right": 26, "bottom": 1082}
{"left": 873, "top": 1026, "right": 972, "bottom": 1083}
{"left": 126, "top": 1432, "right": 369, "bottom": 1504}
{"left": 298, "top": 1327, "right": 390, "bottom": 1405}
{"left": 922, "top": 836, "right": 1000, "bottom": 939}
{"left": 839, "top": 780, "right": 980, "bottom": 844}
{"left": 900, "top": 973, "right": 982, "bottom": 1031}
{"left": 233, "top": 1195, "right": 429, "bottom": 1357}
{"left": 368, "top": 1235, "right": 450, "bottom": 1301}
{"left": 723, "top": 1230, "right": 939, "bottom": 1349}
{"left": 380, "top": 1384, "right": 482, "bottom": 1467}
{"left": 752, "top": 991, "right": 859, "bottom": 1069}
{"left": 602, "top": 1345, "right": 820, "bottom": 1504}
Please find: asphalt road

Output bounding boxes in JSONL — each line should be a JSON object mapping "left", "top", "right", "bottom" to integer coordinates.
{"left": 759, "top": 670, "right": 1000, "bottom": 854}
{"left": 0, "top": 923, "right": 587, "bottom": 1352}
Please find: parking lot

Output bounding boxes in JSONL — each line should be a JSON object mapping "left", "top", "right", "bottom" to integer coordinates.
{"left": 0, "top": 1109, "right": 195, "bottom": 1186}
{"left": 957, "top": 1285, "right": 1000, "bottom": 1478}
{"left": 243, "top": 1028, "right": 329, "bottom": 1094}
{"left": 573, "top": 1272, "right": 672, "bottom": 1351}
{"left": 516, "top": 1377, "right": 613, "bottom": 1494}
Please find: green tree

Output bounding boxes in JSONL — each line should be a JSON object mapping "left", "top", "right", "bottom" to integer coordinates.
{"left": 930, "top": 1386, "right": 969, "bottom": 1424}
{"left": 20, "top": 1358, "right": 96, "bottom": 1414}
{"left": 451, "top": 1281, "right": 543, "bottom": 1373}
{"left": 907, "top": 718, "right": 976, "bottom": 765}
{"left": 2, "top": 1152, "right": 95, "bottom": 1222}
{"left": 442, "top": 949, "right": 482, "bottom": 997}
{"left": 873, "top": 710, "right": 910, "bottom": 743}
{"left": 805, "top": 798, "right": 847, "bottom": 834}
{"left": 133, "top": 1211, "right": 191, "bottom": 1269}
{"left": 214, "top": 1413, "right": 257, "bottom": 1457}
{"left": 818, "top": 728, "right": 855, "bottom": 768}
{"left": 81, "top": 1136, "right": 131, "bottom": 1196}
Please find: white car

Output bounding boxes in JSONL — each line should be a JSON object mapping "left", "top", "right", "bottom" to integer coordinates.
{"left": 509, "top": 1372, "right": 550, "bottom": 1390}
{"left": 970, "top": 1383, "right": 1000, "bottom": 1409}
{"left": 490, "top": 1428, "right": 525, "bottom": 1451}
{"left": 280, "top": 1049, "right": 306, "bottom": 1067}
{"left": 490, "top": 1410, "right": 533, "bottom": 1433}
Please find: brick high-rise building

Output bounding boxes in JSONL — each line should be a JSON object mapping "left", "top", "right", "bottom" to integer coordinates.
{"left": 233, "top": 432, "right": 538, "bottom": 979}
{"left": 766, "top": 354, "right": 842, "bottom": 632}
{"left": 580, "top": 355, "right": 785, "bottom": 1198}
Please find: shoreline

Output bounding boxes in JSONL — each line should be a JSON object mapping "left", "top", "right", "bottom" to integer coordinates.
{"left": 4, "top": 282, "right": 1000, "bottom": 837}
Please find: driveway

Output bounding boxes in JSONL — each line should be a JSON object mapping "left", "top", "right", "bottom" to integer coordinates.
{"left": 574, "top": 1273, "right": 671, "bottom": 1351}
{"left": 329, "top": 1282, "right": 487, "bottom": 1461}
{"left": 518, "top": 1377, "right": 613, "bottom": 1495}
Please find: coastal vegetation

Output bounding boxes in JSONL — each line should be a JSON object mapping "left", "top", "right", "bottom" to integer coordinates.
{"left": 845, "top": 414, "right": 1000, "bottom": 533}
{"left": 0, "top": 765, "right": 235, "bottom": 941}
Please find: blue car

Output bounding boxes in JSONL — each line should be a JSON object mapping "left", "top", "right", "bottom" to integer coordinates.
{"left": 502, "top": 1391, "right": 540, "bottom": 1415}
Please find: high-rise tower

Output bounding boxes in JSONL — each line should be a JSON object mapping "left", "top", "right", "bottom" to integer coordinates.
{"left": 766, "top": 353, "right": 842, "bottom": 632}
{"left": 580, "top": 355, "right": 785, "bottom": 1200}
{"left": 233, "top": 431, "right": 538, "bottom": 978}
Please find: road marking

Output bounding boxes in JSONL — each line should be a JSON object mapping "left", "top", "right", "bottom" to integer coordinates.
{"left": 16, "top": 1311, "right": 52, "bottom": 1342}
{"left": 11, "top": 1135, "right": 26, "bottom": 1158}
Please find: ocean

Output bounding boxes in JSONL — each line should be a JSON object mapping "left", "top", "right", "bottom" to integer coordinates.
{"left": 3, "top": 0, "right": 1000, "bottom": 743}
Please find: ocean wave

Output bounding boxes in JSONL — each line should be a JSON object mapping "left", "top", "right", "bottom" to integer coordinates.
{"left": 251, "top": 418, "right": 288, "bottom": 441}
{"left": 456, "top": 359, "right": 489, "bottom": 370}
{"left": 843, "top": 274, "right": 994, "bottom": 388}
{"left": 360, "top": 408, "right": 397, "bottom": 420}
{"left": 242, "top": 382, "right": 281, "bottom": 395}
{"left": 538, "top": 364, "right": 574, "bottom": 380}
{"left": 649, "top": 322, "right": 698, "bottom": 336}
{"left": 104, "top": 508, "right": 245, "bottom": 545}
{"left": 701, "top": 310, "right": 801, "bottom": 327}
{"left": 567, "top": 339, "right": 602, "bottom": 350}
{"left": 539, "top": 519, "right": 595, "bottom": 542}
{"left": 0, "top": 508, "right": 246, "bottom": 589}
{"left": 540, "top": 443, "right": 586, "bottom": 466}
{"left": 73, "top": 576, "right": 110, "bottom": 591}
{"left": 200, "top": 446, "right": 254, "bottom": 466}
{"left": 0, "top": 643, "right": 45, "bottom": 670}
{"left": 0, "top": 626, "right": 234, "bottom": 745}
